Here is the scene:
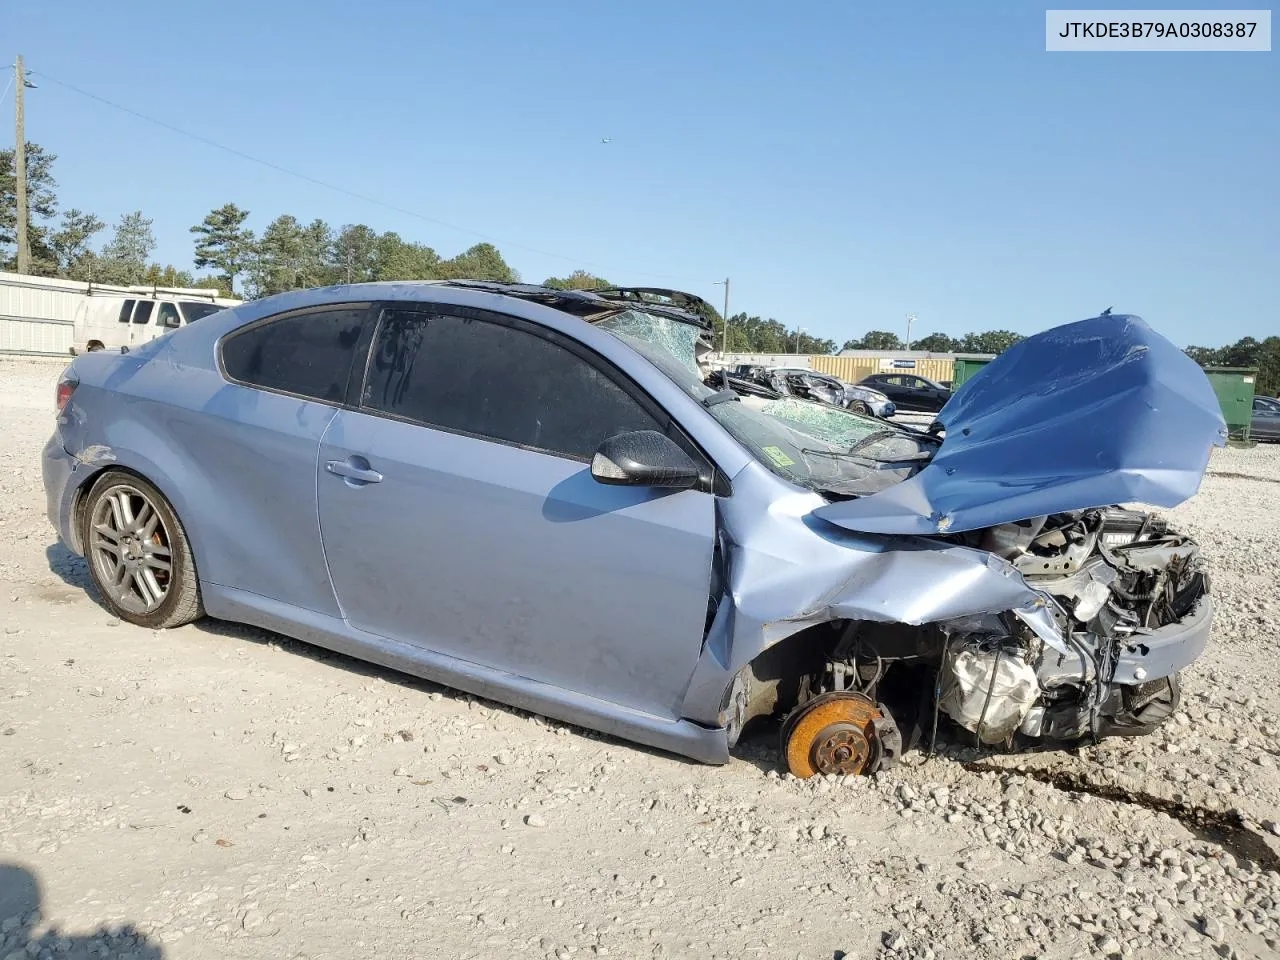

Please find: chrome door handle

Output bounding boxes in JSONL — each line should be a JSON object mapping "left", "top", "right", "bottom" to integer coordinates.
{"left": 326, "top": 458, "right": 383, "bottom": 484}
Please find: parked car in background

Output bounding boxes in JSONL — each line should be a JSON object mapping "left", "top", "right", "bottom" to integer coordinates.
{"left": 860, "top": 372, "right": 952, "bottom": 412}
{"left": 0, "top": 271, "right": 239, "bottom": 359}
{"left": 768, "top": 367, "right": 846, "bottom": 406}
{"left": 75, "top": 295, "right": 229, "bottom": 354}
{"left": 717, "top": 366, "right": 897, "bottom": 419}
{"left": 839, "top": 382, "right": 896, "bottom": 418}
{"left": 1253, "top": 396, "right": 1280, "bottom": 441}
{"left": 43, "top": 288, "right": 1224, "bottom": 778}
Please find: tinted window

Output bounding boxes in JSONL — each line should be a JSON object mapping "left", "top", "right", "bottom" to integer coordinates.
{"left": 132, "top": 301, "right": 155, "bottom": 325}
{"left": 157, "top": 303, "right": 181, "bottom": 328}
{"left": 118, "top": 300, "right": 135, "bottom": 323}
{"left": 363, "top": 309, "right": 660, "bottom": 461}
{"left": 180, "top": 302, "right": 221, "bottom": 323}
{"left": 222, "top": 307, "right": 367, "bottom": 403}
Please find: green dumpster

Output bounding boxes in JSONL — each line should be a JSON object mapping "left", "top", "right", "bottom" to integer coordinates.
{"left": 1203, "top": 366, "right": 1257, "bottom": 441}
{"left": 952, "top": 354, "right": 995, "bottom": 389}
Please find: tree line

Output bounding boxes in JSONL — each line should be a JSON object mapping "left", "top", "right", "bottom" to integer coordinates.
{"left": 190, "top": 202, "right": 518, "bottom": 299}
{"left": 0, "top": 143, "right": 520, "bottom": 297}
{"left": 1, "top": 144, "right": 217, "bottom": 290}
{"left": 3, "top": 141, "right": 1271, "bottom": 388}
{"left": 841, "top": 329, "right": 1025, "bottom": 354}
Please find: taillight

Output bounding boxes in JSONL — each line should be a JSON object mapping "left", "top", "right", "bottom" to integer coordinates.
{"left": 56, "top": 371, "right": 79, "bottom": 413}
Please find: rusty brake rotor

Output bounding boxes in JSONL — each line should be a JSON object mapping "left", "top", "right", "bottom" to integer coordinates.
{"left": 780, "top": 691, "right": 886, "bottom": 778}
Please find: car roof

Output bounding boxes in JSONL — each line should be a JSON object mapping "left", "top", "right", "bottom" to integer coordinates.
{"left": 443, "top": 280, "right": 715, "bottom": 330}
{"left": 210, "top": 280, "right": 715, "bottom": 336}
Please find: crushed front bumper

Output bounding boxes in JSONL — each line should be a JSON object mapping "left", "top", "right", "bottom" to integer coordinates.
{"left": 1111, "top": 595, "right": 1213, "bottom": 685}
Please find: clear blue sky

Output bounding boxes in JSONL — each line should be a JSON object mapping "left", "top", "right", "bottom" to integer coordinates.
{"left": 9, "top": 1, "right": 1276, "bottom": 347}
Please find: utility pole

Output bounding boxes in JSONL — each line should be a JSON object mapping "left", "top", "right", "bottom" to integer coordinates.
{"left": 14, "top": 55, "right": 29, "bottom": 275}
{"left": 794, "top": 327, "right": 805, "bottom": 353}
{"left": 905, "top": 312, "right": 917, "bottom": 351}
{"left": 714, "top": 277, "right": 730, "bottom": 355}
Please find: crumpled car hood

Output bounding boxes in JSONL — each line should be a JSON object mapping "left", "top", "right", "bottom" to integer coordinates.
{"left": 813, "top": 313, "right": 1228, "bottom": 535}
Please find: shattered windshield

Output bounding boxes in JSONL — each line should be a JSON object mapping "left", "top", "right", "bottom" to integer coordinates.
{"left": 595, "top": 311, "right": 936, "bottom": 497}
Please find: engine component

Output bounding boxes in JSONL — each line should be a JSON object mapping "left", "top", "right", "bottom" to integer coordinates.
{"left": 939, "top": 637, "right": 1040, "bottom": 744}
{"left": 1032, "top": 556, "right": 1118, "bottom": 623}
{"left": 780, "top": 691, "right": 899, "bottom": 777}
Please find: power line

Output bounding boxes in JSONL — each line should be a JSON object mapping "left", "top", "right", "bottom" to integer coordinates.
{"left": 31, "top": 68, "right": 717, "bottom": 286}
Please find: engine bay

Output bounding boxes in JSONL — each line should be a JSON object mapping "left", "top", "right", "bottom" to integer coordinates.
{"left": 760, "top": 507, "right": 1212, "bottom": 774}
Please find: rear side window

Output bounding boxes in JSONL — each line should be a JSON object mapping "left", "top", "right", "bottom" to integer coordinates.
{"left": 132, "top": 301, "right": 155, "bottom": 325}
{"left": 362, "top": 308, "right": 661, "bottom": 461}
{"left": 118, "top": 300, "right": 135, "bottom": 323}
{"left": 222, "top": 307, "right": 367, "bottom": 404}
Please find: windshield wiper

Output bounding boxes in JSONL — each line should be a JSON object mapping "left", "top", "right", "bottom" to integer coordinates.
{"left": 800, "top": 448, "right": 932, "bottom": 469}
{"left": 845, "top": 428, "right": 900, "bottom": 453}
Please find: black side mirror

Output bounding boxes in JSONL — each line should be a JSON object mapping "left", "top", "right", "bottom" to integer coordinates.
{"left": 591, "top": 430, "right": 700, "bottom": 489}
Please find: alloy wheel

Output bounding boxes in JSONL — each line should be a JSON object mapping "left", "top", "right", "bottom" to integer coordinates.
{"left": 88, "top": 483, "right": 174, "bottom": 614}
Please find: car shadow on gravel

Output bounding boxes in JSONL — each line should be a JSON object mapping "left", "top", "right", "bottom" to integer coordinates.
{"left": 44, "top": 542, "right": 115, "bottom": 615}
{"left": 188, "top": 616, "right": 703, "bottom": 770}
{"left": 41, "top": 538, "right": 701, "bottom": 770}
{"left": 46, "top": 542, "right": 92, "bottom": 589}
{"left": 0, "top": 863, "right": 164, "bottom": 959}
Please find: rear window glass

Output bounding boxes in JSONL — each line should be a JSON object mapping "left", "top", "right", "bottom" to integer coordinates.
{"left": 222, "top": 307, "right": 367, "bottom": 404}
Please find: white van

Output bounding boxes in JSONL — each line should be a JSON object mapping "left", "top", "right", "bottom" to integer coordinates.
{"left": 74, "top": 295, "right": 231, "bottom": 353}
{"left": 0, "top": 272, "right": 241, "bottom": 358}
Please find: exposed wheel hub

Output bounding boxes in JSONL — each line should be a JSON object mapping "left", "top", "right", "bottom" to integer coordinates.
{"left": 780, "top": 691, "right": 891, "bottom": 778}
{"left": 812, "top": 725, "right": 871, "bottom": 773}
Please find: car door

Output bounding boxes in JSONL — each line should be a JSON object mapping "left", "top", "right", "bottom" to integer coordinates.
{"left": 905, "top": 376, "right": 946, "bottom": 411}
{"left": 1253, "top": 399, "right": 1280, "bottom": 440}
{"left": 107, "top": 299, "right": 136, "bottom": 349}
{"left": 316, "top": 303, "right": 717, "bottom": 718}
{"left": 129, "top": 300, "right": 155, "bottom": 345}
{"left": 208, "top": 302, "right": 374, "bottom": 618}
{"left": 872, "top": 375, "right": 910, "bottom": 407}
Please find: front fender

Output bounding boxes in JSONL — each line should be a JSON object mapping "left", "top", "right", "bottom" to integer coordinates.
{"left": 679, "top": 463, "right": 1066, "bottom": 727}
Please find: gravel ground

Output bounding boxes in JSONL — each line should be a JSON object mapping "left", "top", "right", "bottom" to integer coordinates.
{"left": 2, "top": 356, "right": 1278, "bottom": 960}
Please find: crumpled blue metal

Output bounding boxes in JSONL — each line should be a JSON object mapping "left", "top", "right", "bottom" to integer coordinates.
{"left": 814, "top": 314, "right": 1228, "bottom": 536}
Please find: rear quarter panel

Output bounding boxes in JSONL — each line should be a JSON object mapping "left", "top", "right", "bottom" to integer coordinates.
{"left": 59, "top": 329, "right": 341, "bottom": 619}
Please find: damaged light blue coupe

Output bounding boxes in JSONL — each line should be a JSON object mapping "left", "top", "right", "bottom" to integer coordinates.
{"left": 42, "top": 282, "right": 1227, "bottom": 777}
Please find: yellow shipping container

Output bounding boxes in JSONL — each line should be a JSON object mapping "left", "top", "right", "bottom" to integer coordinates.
{"left": 811, "top": 355, "right": 955, "bottom": 385}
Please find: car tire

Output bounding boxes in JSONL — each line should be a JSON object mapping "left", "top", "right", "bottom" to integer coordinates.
{"left": 81, "top": 470, "right": 204, "bottom": 629}
{"left": 848, "top": 400, "right": 871, "bottom": 415}
{"left": 86, "top": 342, "right": 104, "bottom": 352}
